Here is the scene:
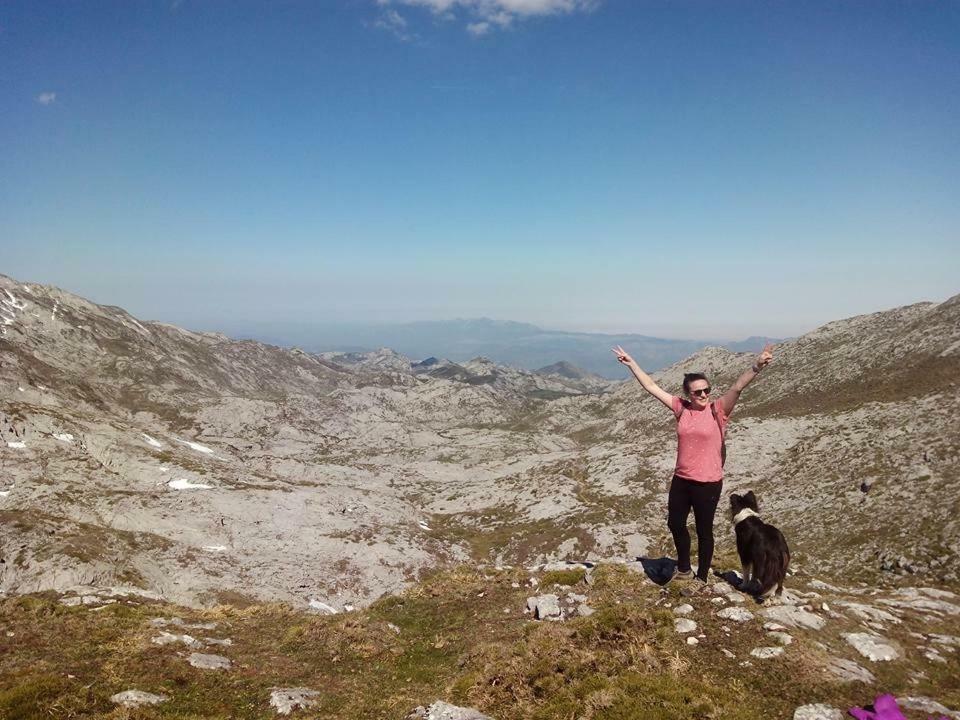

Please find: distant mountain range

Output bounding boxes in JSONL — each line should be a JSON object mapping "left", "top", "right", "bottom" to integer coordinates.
{"left": 240, "top": 318, "right": 781, "bottom": 379}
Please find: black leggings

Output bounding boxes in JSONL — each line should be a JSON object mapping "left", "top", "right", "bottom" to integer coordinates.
{"left": 667, "top": 475, "right": 723, "bottom": 581}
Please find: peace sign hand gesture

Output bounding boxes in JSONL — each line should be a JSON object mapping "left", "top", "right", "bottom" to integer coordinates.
{"left": 612, "top": 345, "right": 636, "bottom": 367}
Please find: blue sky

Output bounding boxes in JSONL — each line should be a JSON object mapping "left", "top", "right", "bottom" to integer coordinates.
{"left": 1, "top": 0, "right": 958, "bottom": 339}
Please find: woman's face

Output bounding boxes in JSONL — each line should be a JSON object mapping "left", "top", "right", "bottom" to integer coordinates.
{"left": 686, "top": 378, "right": 711, "bottom": 409}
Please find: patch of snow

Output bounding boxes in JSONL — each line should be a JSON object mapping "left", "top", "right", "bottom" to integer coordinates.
{"left": 308, "top": 599, "right": 339, "bottom": 614}
{"left": 0, "top": 490, "right": 10, "bottom": 497}
{"left": 142, "top": 434, "right": 163, "bottom": 449}
{"left": 418, "top": 520, "right": 432, "bottom": 530}
{"left": 53, "top": 433, "right": 74, "bottom": 443}
{"left": 2, "top": 289, "right": 25, "bottom": 310}
{"left": 202, "top": 545, "right": 227, "bottom": 552}
{"left": 123, "top": 316, "right": 150, "bottom": 335}
{"left": 168, "top": 479, "right": 213, "bottom": 490}
{"left": 6, "top": 441, "right": 26, "bottom": 449}
{"left": 177, "top": 438, "right": 214, "bottom": 454}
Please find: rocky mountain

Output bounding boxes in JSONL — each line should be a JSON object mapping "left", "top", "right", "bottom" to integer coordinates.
{"left": 1, "top": 272, "right": 958, "bottom": 620}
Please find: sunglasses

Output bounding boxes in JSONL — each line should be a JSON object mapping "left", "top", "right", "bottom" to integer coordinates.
{"left": 690, "top": 387, "right": 711, "bottom": 397}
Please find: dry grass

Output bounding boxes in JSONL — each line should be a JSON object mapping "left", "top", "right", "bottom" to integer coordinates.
{"left": 1, "top": 564, "right": 958, "bottom": 719}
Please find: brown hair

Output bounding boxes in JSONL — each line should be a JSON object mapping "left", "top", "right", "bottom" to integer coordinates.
{"left": 682, "top": 372, "right": 709, "bottom": 395}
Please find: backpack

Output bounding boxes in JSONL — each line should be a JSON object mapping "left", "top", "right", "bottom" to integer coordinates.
{"left": 677, "top": 401, "right": 727, "bottom": 467}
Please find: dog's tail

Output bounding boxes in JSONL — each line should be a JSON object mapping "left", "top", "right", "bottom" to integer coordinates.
{"left": 755, "top": 531, "right": 791, "bottom": 598}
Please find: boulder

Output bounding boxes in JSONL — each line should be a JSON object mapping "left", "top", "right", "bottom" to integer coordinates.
{"left": 152, "top": 631, "right": 203, "bottom": 649}
{"left": 793, "top": 704, "right": 843, "bottom": 720}
{"left": 526, "top": 594, "right": 561, "bottom": 620}
{"left": 750, "top": 646, "right": 784, "bottom": 659}
{"left": 841, "top": 633, "right": 900, "bottom": 662}
{"left": 426, "top": 700, "right": 494, "bottom": 719}
{"left": 269, "top": 687, "right": 321, "bottom": 715}
{"left": 110, "top": 690, "right": 168, "bottom": 707}
{"left": 717, "top": 607, "right": 753, "bottom": 623}
{"left": 825, "top": 657, "right": 875, "bottom": 684}
{"left": 762, "top": 605, "right": 825, "bottom": 631}
{"left": 187, "top": 653, "right": 231, "bottom": 670}
{"left": 899, "top": 696, "right": 960, "bottom": 719}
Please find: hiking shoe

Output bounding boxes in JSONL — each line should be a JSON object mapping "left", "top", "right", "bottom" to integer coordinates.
{"left": 680, "top": 577, "right": 709, "bottom": 597}
{"left": 668, "top": 568, "right": 694, "bottom": 584}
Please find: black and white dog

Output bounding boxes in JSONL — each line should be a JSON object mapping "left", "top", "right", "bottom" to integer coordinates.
{"left": 729, "top": 491, "right": 790, "bottom": 600}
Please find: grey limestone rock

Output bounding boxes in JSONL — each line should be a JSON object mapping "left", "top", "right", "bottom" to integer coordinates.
{"left": 825, "top": 657, "right": 875, "bottom": 684}
{"left": 152, "top": 631, "right": 203, "bottom": 649}
{"left": 576, "top": 603, "right": 595, "bottom": 617}
{"left": 792, "top": 704, "right": 843, "bottom": 720}
{"left": 750, "top": 646, "right": 784, "bottom": 659}
{"left": 110, "top": 690, "right": 168, "bottom": 707}
{"left": 762, "top": 605, "right": 825, "bottom": 631}
{"left": 526, "top": 594, "right": 561, "bottom": 620}
{"left": 269, "top": 687, "right": 321, "bottom": 715}
{"left": 717, "top": 606, "right": 754, "bottom": 623}
{"left": 187, "top": 652, "right": 231, "bottom": 670}
{"left": 768, "top": 631, "right": 794, "bottom": 645}
{"left": 899, "top": 696, "right": 960, "bottom": 719}
{"left": 427, "top": 700, "right": 494, "bottom": 719}
{"left": 841, "top": 632, "right": 900, "bottom": 662}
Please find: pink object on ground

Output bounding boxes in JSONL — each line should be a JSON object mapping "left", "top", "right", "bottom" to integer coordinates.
{"left": 848, "top": 693, "right": 949, "bottom": 720}
{"left": 849, "top": 694, "right": 908, "bottom": 720}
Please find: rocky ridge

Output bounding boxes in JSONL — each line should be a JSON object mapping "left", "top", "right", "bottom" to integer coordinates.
{"left": 1, "top": 273, "right": 958, "bottom": 614}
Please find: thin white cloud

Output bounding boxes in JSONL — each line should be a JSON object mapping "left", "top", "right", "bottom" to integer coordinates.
{"left": 35, "top": 92, "right": 57, "bottom": 105}
{"left": 467, "top": 21, "right": 491, "bottom": 35}
{"left": 377, "top": 0, "right": 597, "bottom": 36}
{"left": 375, "top": 8, "right": 416, "bottom": 41}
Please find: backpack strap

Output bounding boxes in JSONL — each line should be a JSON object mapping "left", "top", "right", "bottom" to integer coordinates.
{"left": 711, "top": 402, "right": 727, "bottom": 467}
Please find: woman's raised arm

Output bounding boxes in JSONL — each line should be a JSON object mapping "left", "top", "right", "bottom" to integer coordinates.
{"left": 612, "top": 345, "right": 675, "bottom": 411}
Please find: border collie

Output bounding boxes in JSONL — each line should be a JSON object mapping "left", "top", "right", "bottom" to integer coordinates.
{"left": 729, "top": 491, "right": 790, "bottom": 600}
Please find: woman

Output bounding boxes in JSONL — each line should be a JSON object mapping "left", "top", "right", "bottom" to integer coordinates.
{"left": 612, "top": 343, "right": 774, "bottom": 592}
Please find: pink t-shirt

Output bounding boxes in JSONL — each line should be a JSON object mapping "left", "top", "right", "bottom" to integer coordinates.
{"left": 671, "top": 396, "right": 728, "bottom": 483}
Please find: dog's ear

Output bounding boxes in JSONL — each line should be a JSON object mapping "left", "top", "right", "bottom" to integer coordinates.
{"left": 744, "top": 490, "right": 758, "bottom": 510}
{"left": 729, "top": 493, "right": 744, "bottom": 512}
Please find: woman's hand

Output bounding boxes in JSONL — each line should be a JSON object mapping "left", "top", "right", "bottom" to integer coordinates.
{"left": 612, "top": 345, "right": 636, "bottom": 367}
{"left": 755, "top": 343, "right": 774, "bottom": 371}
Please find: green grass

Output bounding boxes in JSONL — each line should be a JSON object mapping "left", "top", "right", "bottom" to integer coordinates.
{"left": 1, "top": 564, "right": 958, "bottom": 719}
